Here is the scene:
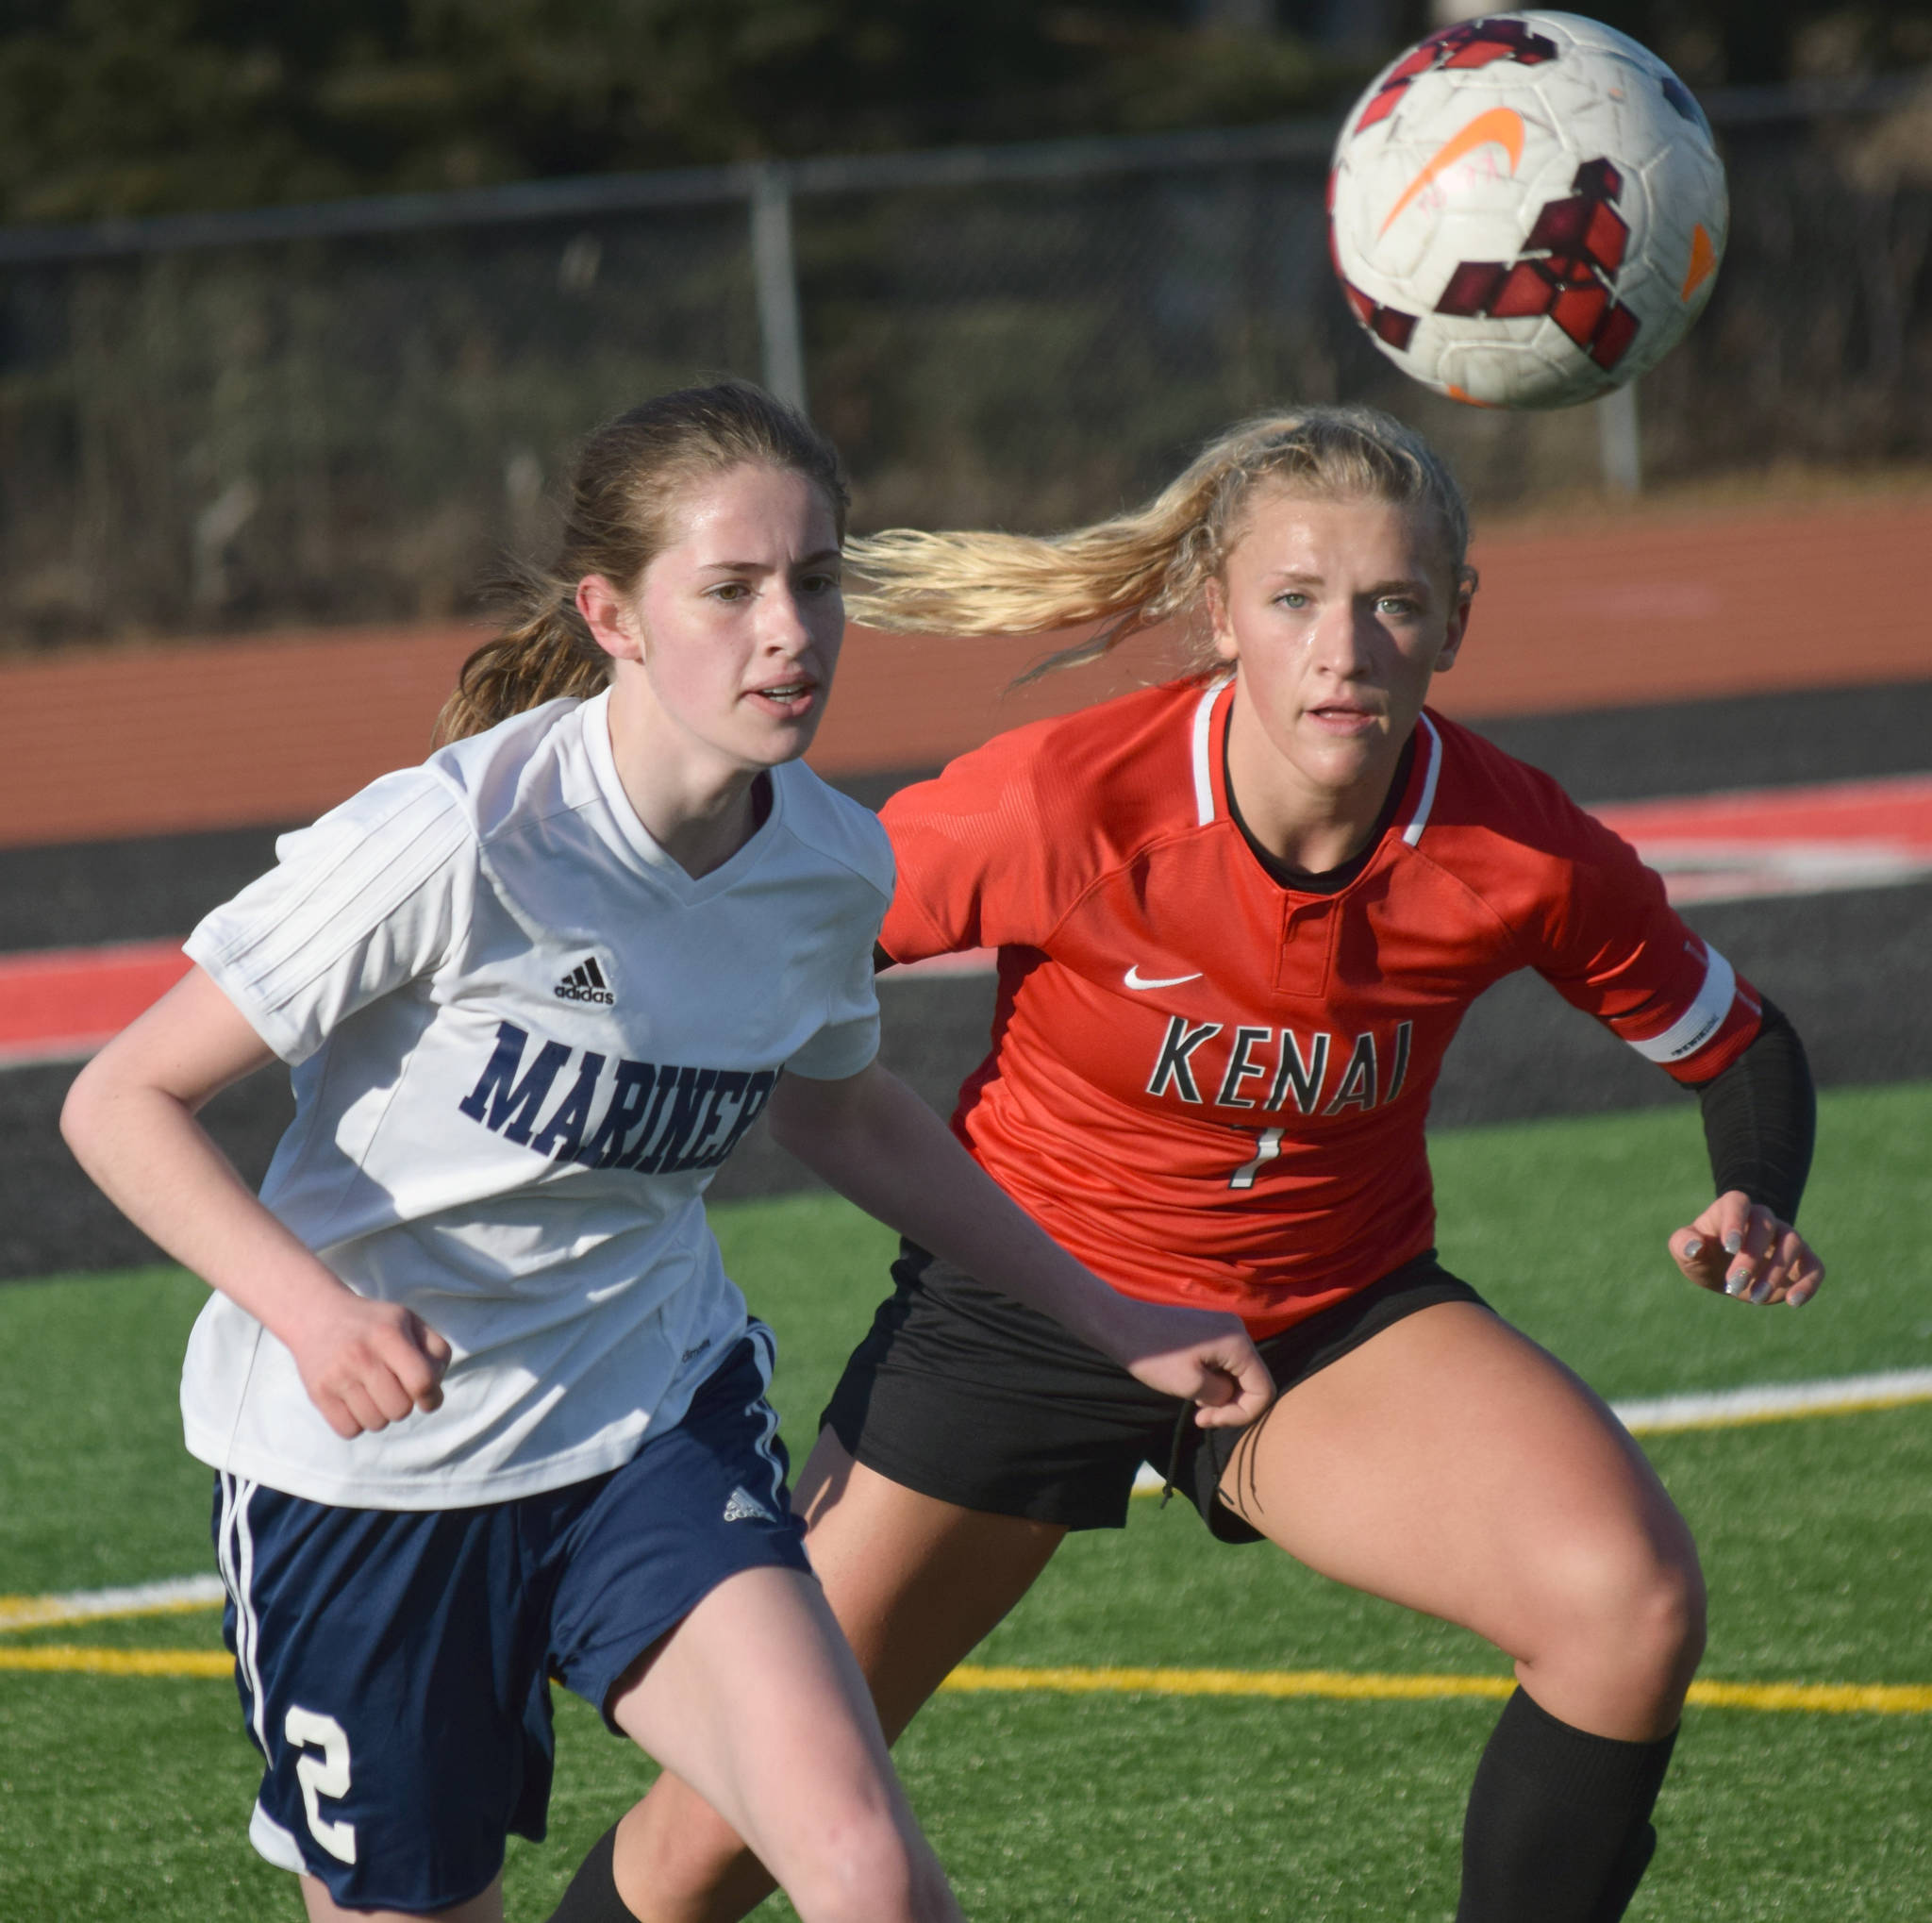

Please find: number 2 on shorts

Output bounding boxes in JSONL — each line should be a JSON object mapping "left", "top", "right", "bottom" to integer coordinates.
{"left": 286, "top": 1706, "right": 358, "bottom": 1864}
{"left": 1229, "top": 1127, "right": 1283, "bottom": 1190}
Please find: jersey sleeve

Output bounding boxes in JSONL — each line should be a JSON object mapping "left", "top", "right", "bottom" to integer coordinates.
{"left": 1529, "top": 796, "right": 1762, "bottom": 1083}
{"left": 781, "top": 801, "right": 891, "bottom": 1081}
{"left": 782, "top": 934, "right": 882, "bottom": 1080}
{"left": 876, "top": 728, "right": 1063, "bottom": 963}
{"left": 183, "top": 767, "right": 475, "bottom": 1065}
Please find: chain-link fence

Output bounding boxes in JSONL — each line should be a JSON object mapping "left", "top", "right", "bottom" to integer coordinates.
{"left": 1, "top": 74, "right": 1928, "bottom": 648}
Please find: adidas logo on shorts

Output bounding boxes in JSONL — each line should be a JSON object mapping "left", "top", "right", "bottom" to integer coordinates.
{"left": 723, "top": 1486, "right": 776, "bottom": 1525}
{"left": 553, "top": 957, "right": 614, "bottom": 1006}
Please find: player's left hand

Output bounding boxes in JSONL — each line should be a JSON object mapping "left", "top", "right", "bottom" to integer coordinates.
{"left": 1669, "top": 1189, "right": 1824, "bottom": 1307}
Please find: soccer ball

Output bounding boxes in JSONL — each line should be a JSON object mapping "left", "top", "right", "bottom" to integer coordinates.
{"left": 1327, "top": 10, "right": 1727, "bottom": 409}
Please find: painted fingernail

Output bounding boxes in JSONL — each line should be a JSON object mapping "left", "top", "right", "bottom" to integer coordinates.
{"left": 1750, "top": 1276, "right": 1774, "bottom": 1304}
{"left": 1724, "top": 1268, "right": 1749, "bottom": 1296}
{"left": 1723, "top": 1232, "right": 1743, "bottom": 1255}
{"left": 1787, "top": 1289, "right": 1808, "bottom": 1307}
{"left": 1683, "top": 1238, "right": 1704, "bottom": 1259}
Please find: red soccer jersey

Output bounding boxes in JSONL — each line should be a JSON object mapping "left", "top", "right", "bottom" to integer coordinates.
{"left": 879, "top": 677, "right": 1763, "bottom": 1335}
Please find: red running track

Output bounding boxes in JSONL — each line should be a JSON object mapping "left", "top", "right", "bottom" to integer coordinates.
{"left": 3, "top": 495, "right": 1931, "bottom": 850}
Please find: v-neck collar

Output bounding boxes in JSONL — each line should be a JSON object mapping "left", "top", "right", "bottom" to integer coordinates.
{"left": 579, "top": 690, "right": 784, "bottom": 900}
{"left": 1190, "top": 677, "right": 1444, "bottom": 894}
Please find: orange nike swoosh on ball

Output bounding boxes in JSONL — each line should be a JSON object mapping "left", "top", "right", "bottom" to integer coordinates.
{"left": 1379, "top": 107, "right": 1527, "bottom": 238}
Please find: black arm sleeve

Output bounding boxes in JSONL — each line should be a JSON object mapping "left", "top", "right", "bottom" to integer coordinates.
{"left": 1684, "top": 996, "right": 1816, "bottom": 1224}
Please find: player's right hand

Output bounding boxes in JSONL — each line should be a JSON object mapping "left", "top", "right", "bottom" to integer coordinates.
{"left": 286, "top": 1291, "right": 454, "bottom": 1438}
{"left": 1105, "top": 1301, "right": 1274, "bottom": 1429}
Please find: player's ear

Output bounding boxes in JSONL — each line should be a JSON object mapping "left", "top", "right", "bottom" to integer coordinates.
{"left": 577, "top": 575, "right": 644, "bottom": 663}
{"left": 1434, "top": 563, "right": 1475, "bottom": 674}
{"left": 1206, "top": 576, "right": 1239, "bottom": 662}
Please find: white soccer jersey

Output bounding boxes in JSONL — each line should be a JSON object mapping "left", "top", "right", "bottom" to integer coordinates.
{"left": 179, "top": 692, "right": 890, "bottom": 1510}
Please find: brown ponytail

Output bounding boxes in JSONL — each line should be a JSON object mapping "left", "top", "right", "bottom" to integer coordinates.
{"left": 435, "top": 380, "right": 848, "bottom": 744}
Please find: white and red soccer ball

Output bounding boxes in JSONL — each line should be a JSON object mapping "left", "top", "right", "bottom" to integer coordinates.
{"left": 1327, "top": 10, "right": 1727, "bottom": 409}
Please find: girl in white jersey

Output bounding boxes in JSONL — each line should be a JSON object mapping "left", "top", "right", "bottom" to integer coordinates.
{"left": 61, "top": 381, "right": 1269, "bottom": 1923}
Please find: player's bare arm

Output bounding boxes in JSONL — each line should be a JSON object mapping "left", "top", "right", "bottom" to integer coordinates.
{"left": 59, "top": 963, "right": 451, "bottom": 1437}
{"left": 767, "top": 1062, "right": 1273, "bottom": 1425}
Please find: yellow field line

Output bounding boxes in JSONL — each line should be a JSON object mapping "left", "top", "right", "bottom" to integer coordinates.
{"left": 8, "top": 1644, "right": 1927, "bottom": 1713}
{"left": 945, "top": 1664, "right": 1512, "bottom": 1702}
{"left": 0, "top": 1644, "right": 232, "bottom": 1678}
{"left": 941, "top": 1665, "right": 1932, "bottom": 1714}
{"left": 1686, "top": 1678, "right": 1932, "bottom": 1714}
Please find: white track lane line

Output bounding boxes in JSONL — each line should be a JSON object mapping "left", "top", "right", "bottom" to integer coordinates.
{"left": 1130, "top": 1365, "right": 1932, "bottom": 1494}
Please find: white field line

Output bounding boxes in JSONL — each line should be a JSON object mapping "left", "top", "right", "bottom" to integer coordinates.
{"left": 0, "top": 1573, "right": 225, "bottom": 1632}
{"left": 1608, "top": 1368, "right": 1932, "bottom": 1432}
{"left": 1131, "top": 1366, "right": 1932, "bottom": 1495}
{"left": 11, "top": 1372, "right": 1929, "bottom": 1626}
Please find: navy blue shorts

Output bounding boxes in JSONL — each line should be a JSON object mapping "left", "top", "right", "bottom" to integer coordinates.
{"left": 211, "top": 1325, "right": 809, "bottom": 1915}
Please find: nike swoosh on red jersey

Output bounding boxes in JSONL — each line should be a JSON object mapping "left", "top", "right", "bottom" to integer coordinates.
{"left": 1123, "top": 965, "right": 1204, "bottom": 990}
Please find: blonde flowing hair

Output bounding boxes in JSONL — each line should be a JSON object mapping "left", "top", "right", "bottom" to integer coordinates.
{"left": 435, "top": 380, "right": 849, "bottom": 744}
{"left": 845, "top": 403, "right": 1473, "bottom": 677}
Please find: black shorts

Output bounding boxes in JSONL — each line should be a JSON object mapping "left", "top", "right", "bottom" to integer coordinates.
{"left": 822, "top": 1246, "right": 1487, "bottom": 1544}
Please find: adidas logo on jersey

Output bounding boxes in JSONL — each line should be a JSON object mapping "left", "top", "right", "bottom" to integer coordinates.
{"left": 723, "top": 1486, "right": 776, "bottom": 1525}
{"left": 553, "top": 957, "right": 614, "bottom": 1006}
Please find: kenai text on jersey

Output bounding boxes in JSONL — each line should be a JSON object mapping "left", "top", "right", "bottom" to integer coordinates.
{"left": 1145, "top": 1015, "right": 1415, "bottom": 1116}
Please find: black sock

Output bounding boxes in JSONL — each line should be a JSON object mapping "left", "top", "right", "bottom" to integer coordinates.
{"left": 546, "top": 1821, "right": 641, "bottom": 1923}
{"left": 1592, "top": 1820, "right": 1657, "bottom": 1923}
{"left": 1455, "top": 1688, "right": 1677, "bottom": 1923}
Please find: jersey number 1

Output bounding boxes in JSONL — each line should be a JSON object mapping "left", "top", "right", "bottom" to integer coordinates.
{"left": 1229, "top": 1128, "right": 1283, "bottom": 1190}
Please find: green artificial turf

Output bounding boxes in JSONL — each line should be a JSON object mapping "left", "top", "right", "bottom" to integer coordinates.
{"left": 4, "top": 1082, "right": 1929, "bottom": 1920}
{"left": 1432, "top": 1080, "right": 1932, "bottom": 1400}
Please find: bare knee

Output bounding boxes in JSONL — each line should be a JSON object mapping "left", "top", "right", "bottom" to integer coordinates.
{"left": 1642, "top": 1547, "right": 1707, "bottom": 1676}
{"left": 615, "top": 1782, "right": 773, "bottom": 1923}
{"left": 779, "top": 1808, "right": 956, "bottom": 1923}
{"left": 1524, "top": 1529, "right": 1707, "bottom": 1718}
{"left": 1612, "top": 1551, "right": 1705, "bottom": 1706}
{"left": 615, "top": 1768, "right": 949, "bottom": 1923}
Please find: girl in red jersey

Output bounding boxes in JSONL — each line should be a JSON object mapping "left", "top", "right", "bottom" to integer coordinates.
{"left": 546, "top": 407, "right": 1823, "bottom": 1923}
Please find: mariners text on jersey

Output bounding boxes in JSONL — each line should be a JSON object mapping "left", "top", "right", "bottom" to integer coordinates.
{"left": 458, "top": 1021, "right": 776, "bottom": 1174}
{"left": 879, "top": 677, "right": 1763, "bottom": 1335}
